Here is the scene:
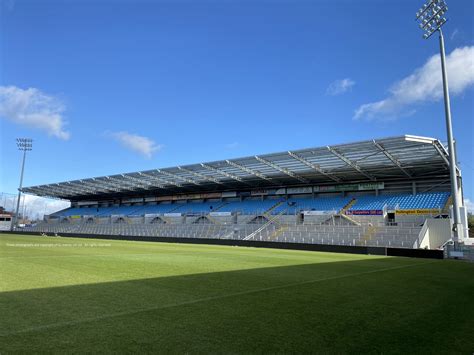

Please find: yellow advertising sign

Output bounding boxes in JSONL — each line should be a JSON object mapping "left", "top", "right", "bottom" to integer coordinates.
{"left": 395, "top": 209, "right": 438, "bottom": 215}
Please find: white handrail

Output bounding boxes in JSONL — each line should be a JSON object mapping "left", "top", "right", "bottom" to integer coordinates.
{"left": 243, "top": 210, "right": 286, "bottom": 240}
{"left": 414, "top": 219, "right": 429, "bottom": 248}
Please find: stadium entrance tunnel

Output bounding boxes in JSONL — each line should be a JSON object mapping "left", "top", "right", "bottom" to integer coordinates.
{"left": 0, "top": 240, "right": 473, "bottom": 353}
{"left": 192, "top": 216, "right": 213, "bottom": 224}
{"left": 150, "top": 217, "right": 166, "bottom": 224}
{"left": 248, "top": 215, "right": 270, "bottom": 224}
{"left": 114, "top": 217, "right": 126, "bottom": 224}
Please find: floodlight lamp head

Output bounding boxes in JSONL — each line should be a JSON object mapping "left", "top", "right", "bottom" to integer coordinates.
{"left": 16, "top": 138, "right": 33, "bottom": 151}
{"left": 416, "top": 0, "right": 448, "bottom": 39}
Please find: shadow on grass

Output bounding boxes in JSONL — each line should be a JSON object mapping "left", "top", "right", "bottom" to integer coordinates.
{"left": 0, "top": 257, "right": 473, "bottom": 353}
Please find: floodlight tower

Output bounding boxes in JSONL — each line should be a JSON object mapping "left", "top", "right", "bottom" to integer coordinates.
{"left": 12, "top": 138, "right": 33, "bottom": 230}
{"left": 415, "top": 0, "right": 463, "bottom": 243}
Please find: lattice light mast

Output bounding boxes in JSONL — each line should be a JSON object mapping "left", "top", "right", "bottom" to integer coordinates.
{"left": 415, "top": 0, "right": 463, "bottom": 243}
{"left": 12, "top": 138, "right": 33, "bottom": 230}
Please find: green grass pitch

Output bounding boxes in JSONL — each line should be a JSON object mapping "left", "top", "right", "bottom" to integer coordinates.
{"left": 1, "top": 233, "right": 473, "bottom": 353}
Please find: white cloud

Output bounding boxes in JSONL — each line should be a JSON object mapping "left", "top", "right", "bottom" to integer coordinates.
{"left": 465, "top": 199, "right": 474, "bottom": 214}
{"left": 354, "top": 46, "right": 474, "bottom": 121}
{"left": 109, "top": 131, "right": 162, "bottom": 158}
{"left": 1, "top": 194, "right": 70, "bottom": 220}
{"left": 0, "top": 86, "right": 70, "bottom": 139}
{"left": 326, "top": 78, "right": 355, "bottom": 96}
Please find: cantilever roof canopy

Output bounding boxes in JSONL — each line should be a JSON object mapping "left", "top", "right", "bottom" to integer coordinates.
{"left": 22, "top": 135, "right": 453, "bottom": 201}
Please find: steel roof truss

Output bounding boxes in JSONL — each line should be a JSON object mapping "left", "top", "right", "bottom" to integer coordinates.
{"left": 64, "top": 182, "right": 99, "bottom": 195}
{"left": 121, "top": 174, "right": 165, "bottom": 190}
{"left": 254, "top": 156, "right": 309, "bottom": 183}
{"left": 103, "top": 176, "right": 143, "bottom": 191}
{"left": 373, "top": 141, "right": 412, "bottom": 178}
{"left": 432, "top": 140, "right": 461, "bottom": 176}
{"left": 134, "top": 172, "right": 173, "bottom": 188}
{"left": 287, "top": 151, "right": 341, "bottom": 182}
{"left": 177, "top": 166, "right": 223, "bottom": 185}
{"left": 157, "top": 169, "right": 200, "bottom": 186}
{"left": 327, "top": 146, "right": 376, "bottom": 181}
{"left": 45, "top": 184, "right": 81, "bottom": 197}
{"left": 67, "top": 180, "right": 110, "bottom": 194}
{"left": 22, "top": 186, "right": 55, "bottom": 197}
{"left": 200, "top": 163, "right": 245, "bottom": 183}
{"left": 432, "top": 140, "right": 450, "bottom": 167}
{"left": 225, "top": 160, "right": 275, "bottom": 183}
{"left": 21, "top": 136, "right": 455, "bottom": 199}
{"left": 74, "top": 179, "right": 120, "bottom": 193}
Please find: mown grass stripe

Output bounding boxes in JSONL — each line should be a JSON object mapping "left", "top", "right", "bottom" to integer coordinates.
{"left": 0, "top": 260, "right": 436, "bottom": 337}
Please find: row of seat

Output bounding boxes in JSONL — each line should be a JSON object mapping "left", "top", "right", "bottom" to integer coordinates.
{"left": 349, "top": 192, "right": 450, "bottom": 211}
{"left": 274, "top": 197, "right": 352, "bottom": 214}
{"left": 52, "top": 192, "right": 450, "bottom": 218}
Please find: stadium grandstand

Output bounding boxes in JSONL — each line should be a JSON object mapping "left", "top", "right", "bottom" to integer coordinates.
{"left": 20, "top": 135, "right": 470, "bottom": 250}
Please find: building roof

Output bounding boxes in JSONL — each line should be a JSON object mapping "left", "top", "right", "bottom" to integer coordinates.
{"left": 22, "top": 135, "right": 454, "bottom": 201}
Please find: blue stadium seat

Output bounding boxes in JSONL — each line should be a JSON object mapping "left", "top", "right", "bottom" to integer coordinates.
{"left": 217, "top": 200, "right": 282, "bottom": 214}
{"left": 172, "top": 201, "right": 224, "bottom": 213}
{"left": 52, "top": 192, "right": 450, "bottom": 218}
{"left": 273, "top": 197, "right": 352, "bottom": 214}
{"left": 348, "top": 192, "right": 450, "bottom": 211}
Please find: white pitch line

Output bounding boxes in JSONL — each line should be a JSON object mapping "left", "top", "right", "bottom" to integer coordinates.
{"left": 0, "top": 260, "right": 437, "bottom": 337}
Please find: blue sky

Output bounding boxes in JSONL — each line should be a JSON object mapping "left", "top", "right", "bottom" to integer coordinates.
{"left": 1, "top": 0, "right": 473, "bottom": 212}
